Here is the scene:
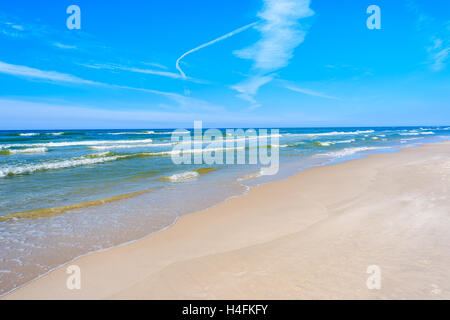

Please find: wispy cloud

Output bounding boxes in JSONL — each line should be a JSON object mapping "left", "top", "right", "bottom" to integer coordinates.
{"left": 406, "top": 0, "right": 449, "bottom": 72}
{"left": 0, "top": 61, "right": 222, "bottom": 113}
{"left": 232, "top": 0, "right": 314, "bottom": 107}
{"left": 80, "top": 62, "right": 205, "bottom": 82}
{"left": 0, "top": 13, "right": 50, "bottom": 39}
{"left": 54, "top": 42, "right": 77, "bottom": 50}
{"left": 0, "top": 61, "right": 99, "bottom": 85}
{"left": 428, "top": 37, "right": 449, "bottom": 72}
{"left": 141, "top": 62, "right": 168, "bottom": 70}
{"left": 176, "top": 22, "right": 258, "bottom": 79}
{"left": 0, "top": 21, "right": 25, "bottom": 38}
{"left": 0, "top": 98, "right": 272, "bottom": 129}
{"left": 10, "top": 24, "right": 24, "bottom": 31}
{"left": 231, "top": 75, "right": 273, "bottom": 108}
{"left": 118, "top": 66, "right": 189, "bottom": 80}
{"left": 285, "top": 84, "right": 341, "bottom": 100}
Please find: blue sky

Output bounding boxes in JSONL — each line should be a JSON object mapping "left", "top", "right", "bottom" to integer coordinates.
{"left": 0, "top": 0, "right": 449, "bottom": 129}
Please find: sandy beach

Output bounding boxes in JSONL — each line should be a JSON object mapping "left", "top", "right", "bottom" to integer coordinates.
{"left": 4, "top": 141, "right": 450, "bottom": 300}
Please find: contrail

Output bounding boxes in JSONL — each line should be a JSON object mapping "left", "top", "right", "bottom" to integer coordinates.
{"left": 176, "top": 22, "right": 258, "bottom": 79}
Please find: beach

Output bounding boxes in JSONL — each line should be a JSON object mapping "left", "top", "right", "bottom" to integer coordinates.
{"left": 4, "top": 141, "right": 449, "bottom": 299}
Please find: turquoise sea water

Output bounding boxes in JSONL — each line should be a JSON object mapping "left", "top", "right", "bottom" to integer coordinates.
{"left": 0, "top": 126, "right": 449, "bottom": 294}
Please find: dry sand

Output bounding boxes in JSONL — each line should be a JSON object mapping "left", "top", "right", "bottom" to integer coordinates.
{"left": 4, "top": 141, "right": 450, "bottom": 299}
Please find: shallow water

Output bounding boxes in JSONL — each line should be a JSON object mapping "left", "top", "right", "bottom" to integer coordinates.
{"left": 0, "top": 126, "right": 449, "bottom": 295}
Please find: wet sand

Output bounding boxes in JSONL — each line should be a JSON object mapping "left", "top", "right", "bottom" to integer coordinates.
{"left": 4, "top": 141, "right": 450, "bottom": 299}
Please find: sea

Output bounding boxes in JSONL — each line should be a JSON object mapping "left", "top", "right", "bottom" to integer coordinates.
{"left": 0, "top": 126, "right": 449, "bottom": 295}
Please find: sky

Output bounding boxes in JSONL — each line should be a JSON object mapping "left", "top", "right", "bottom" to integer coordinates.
{"left": 0, "top": 0, "right": 449, "bottom": 129}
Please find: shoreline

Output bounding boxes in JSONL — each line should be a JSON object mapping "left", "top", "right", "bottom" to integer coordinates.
{"left": 4, "top": 141, "right": 450, "bottom": 299}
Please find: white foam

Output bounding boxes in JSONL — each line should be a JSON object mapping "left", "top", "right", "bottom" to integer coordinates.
{"left": 107, "top": 131, "right": 155, "bottom": 135}
{"left": 237, "top": 171, "right": 262, "bottom": 182}
{"left": 19, "top": 133, "right": 39, "bottom": 136}
{"left": 320, "top": 147, "right": 388, "bottom": 158}
{"left": 151, "top": 130, "right": 190, "bottom": 134}
{"left": 270, "top": 144, "right": 288, "bottom": 148}
{"left": 316, "top": 139, "right": 355, "bottom": 146}
{"left": 287, "top": 130, "right": 374, "bottom": 137}
{"left": 46, "top": 132, "right": 64, "bottom": 136}
{"left": 4, "top": 139, "right": 153, "bottom": 148}
{"left": 167, "top": 171, "right": 199, "bottom": 182}
{"left": 0, "top": 154, "right": 126, "bottom": 177}
{"left": 399, "top": 131, "right": 434, "bottom": 136}
{"left": 154, "top": 145, "right": 247, "bottom": 156}
{"left": 400, "top": 138, "right": 420, "bottom": 144}
{"left": 399, "top": 132, "right": 420, "bottom": 136}
{"left": 4, "top": 147, "right": 48, "bottom": 154}
{"left": 89, "top": 142, "right": 174, "bottom": 150}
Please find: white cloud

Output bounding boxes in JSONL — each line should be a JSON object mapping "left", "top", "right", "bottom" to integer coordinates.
{"left": 407, "top": 1, "right": 449, "bottom": 72}
{"left": 428, "top": 38, "right": 449, "bottom": 71}
{"left": 119, "top": 66, "right": 186, "bottom": 80}
{"left": 285, "top": 85, "right": 340, "bottom": 100}
{"left": 0, "top": 99, "right": 252, "bottom": 129}
{"left": 79, "top": 62, "right": 204, "bottom": 82}
{"left": 430, "top": 48, "right": 449, "bottom": 71}
{"left": 234, "top": 0, "right": 313, "bottom": 72}
{"left": 0, "top": 61, "right": 222, "bottom": 113}
{"left": 0, "top": 61, "right": 99, "bottom": 85}
{"left": 11, "top": 24, "right": 24, "bottom": 31}
{"left": 232, "top": 0, "right": 314, "bottom": 106}
{"left": 231, "top": 75, "right": 273, "bottom": 106}
{"left": 176, "top": 22, "right": 258, "bottom": 79}
{"left": 141, "top": 62, "right": 168, "bottom": 70}
{"left": 54, "top": 42, "right": 77, "bottom": 50}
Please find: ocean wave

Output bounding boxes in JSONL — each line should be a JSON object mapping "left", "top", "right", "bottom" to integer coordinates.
{"left": 236, "top": 167, "right": 273, "bottom": 181}
{"left": 0, "top": 147, "right": 48, "bottom": 155}
{"left": 237, "top": 171, "right": 262, "bottom": 182}
{"left": 286, "top": 130, "right": 374, "bottom": 137}
{"left": 3, "top": 138, "right": 154, "bottom": 149}
{"left": 107, "top": 131, "right": 156, "bottom": 135}
{"left": 160, "top": 167, "right": 217, "bottom": 182}
{"left": 89, "top": 142, "right": 175, "bottom": 150}
{"left": 0, "top": 188, "right": 153, "bottom": 222}
{"left": 151, "top": 130, "right": 190, "bottom": 135}
{"left": 399, "top": 132, "right": 419, "bottom": 136}
{"left": 150, "top": 145, "right": 248, "bottom": 157}
{"left": 165, "top": 171, "right": 199, "bottom": 182}
{"left": 0, "top": 145, "right": 249, "bottom": 177}
{"left": 19, "top": 133, "right": 39, "bottom": 136}
{"left": 315, "top": 141, "right": 333, "bottom": 147}
{"left": 399, "top": 131, "right": 434, "bottom": 136}
{"left": 319, "top": 147, "right": 389, "bottom": 158}
{"left": 400, "top": 138, "right": 420, "bottom": 144}
{"left": 270, "top": 144, "right": 289, "bottom": 148}
{"left": 314, "top": 139, "right": 355, "bottom": 147}
{"left": 46, "top": 132, "right": 65, "bottom": 136}
{"left": 0, "top": 153, "right": 127, "bottom": 177}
